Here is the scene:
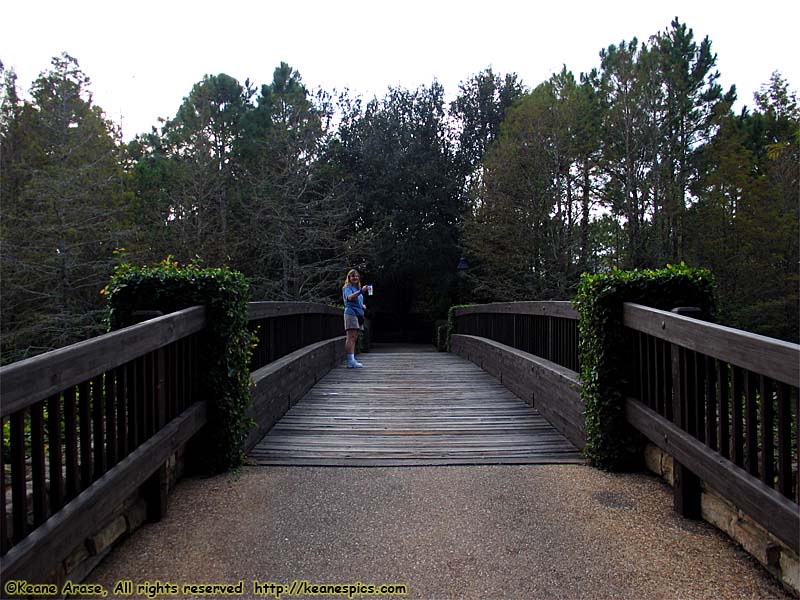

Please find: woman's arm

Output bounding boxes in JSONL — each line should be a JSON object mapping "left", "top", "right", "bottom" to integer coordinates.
{"left": 346, "top": 286, "right": 367, "bottom": 301}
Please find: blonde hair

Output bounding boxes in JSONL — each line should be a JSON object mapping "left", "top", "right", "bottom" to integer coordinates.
{"left": 342, "top": 269, "right": 360, "bottom": 288}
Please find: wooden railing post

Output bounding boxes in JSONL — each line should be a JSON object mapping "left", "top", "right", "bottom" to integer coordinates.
{"left": 144, "top": 345, "right": 170, "bottom": 522}
{"left": 671, "top": 307, "right": 702, "bottom": 518}
{"left": 131, "top": 311, "right": 170, "bottom": 522}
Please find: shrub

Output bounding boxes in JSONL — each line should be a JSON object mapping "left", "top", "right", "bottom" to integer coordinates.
{"left": 574, "top": 263, "right": 716, "bottom": 470}
{"left": 104, "top": 258, "right": 254, "bottom": 473}
{"left": 445, "top": 304, "right": 474, "bottom": 352}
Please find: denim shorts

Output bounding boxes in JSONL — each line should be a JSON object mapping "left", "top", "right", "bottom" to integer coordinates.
{"left": 344, "top": 313, "right": 363, "bottom": 331}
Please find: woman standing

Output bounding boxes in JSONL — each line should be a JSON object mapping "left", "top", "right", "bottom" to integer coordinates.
{"left": 342, "top": 269, "right": 368, "bottom": 368}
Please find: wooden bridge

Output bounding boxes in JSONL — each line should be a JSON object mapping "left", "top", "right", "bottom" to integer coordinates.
{"left": 250, "top": 351, "right": 583, "bottom": 466}
{"left": 1, "top": 300, "right": 798, "bottom": 593}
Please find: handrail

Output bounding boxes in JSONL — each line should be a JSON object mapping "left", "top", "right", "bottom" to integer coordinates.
{"left": 0, "top": 300, "right": 344, "bottom": 586}
{"left": 626, "top": 397, "right": 799, "bottom": 553}
{"left": 0, "top": 306, "right": 206, "bottom": 416}
{"left": 453, "top": 299, "right": 799, "bottom": 561}
{"left": 623, "top": 303, "right": 799, "bottom": 387}
{"left": 454, "top": 301, "right": 578, "bottom": 319}
{"left": 622, "top": 301, "right": 799, "bottom": 555}
{"left": 0, "top": 402, "right": 207, "bottom": 583}
{"left": 453, "top": 301, "right": 579, "bottom": 372}
{"left": 249, "top": 301, "right": 341, "bottom": 320}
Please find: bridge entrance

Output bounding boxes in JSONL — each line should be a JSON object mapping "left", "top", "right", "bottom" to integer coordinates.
{"left": 248, "top": 352, "right": 584, "bottom": 466}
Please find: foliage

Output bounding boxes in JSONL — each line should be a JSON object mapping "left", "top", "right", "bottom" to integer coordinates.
{"left": 335, "top": 83, "right": 464, "bottom": 321}
{"left": 686, "top": 71, "right": 799, "bottom": 341}
{"left": 0, "top": 54, "right": 131, "bottom": 364}
{"left": 2, "top": 27, "right": 797, "bottom": 359}
{"left": 103, "top": 258, "right": 254, "bottom": 473}
{"left": 235, "top": 63, "right": 352, "bottom": 301}
{"left": 445, "top": 304, "right": 474, "bottom": 352}
{"left": 574, "top": 264, "right": 716, "bottom": 470}
{"left": 450, "top": 67, "right": 524, "bottom": 186}
{"left": 435, "top": 320, "right": 448, "bottom": 352}
{"left": 464, "top": 70, "right": 599, "bottom": 302}
{"left": 459, "top": 21, "right": 796, "bottom": 342}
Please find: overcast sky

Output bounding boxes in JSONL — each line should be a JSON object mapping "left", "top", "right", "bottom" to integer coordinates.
{"left": 3, "top": 0, "right": 798, "bottom": 140}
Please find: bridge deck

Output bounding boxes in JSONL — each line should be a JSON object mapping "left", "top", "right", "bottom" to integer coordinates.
{"left": 248, "top": 352, "right": 584, "bottom": 466}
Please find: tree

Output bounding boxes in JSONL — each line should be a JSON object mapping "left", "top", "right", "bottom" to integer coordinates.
{"left": 596, "top": 37, "right": 658, "bottom": 268}
{"left": 148, "top": 73, "right": 251, "bottom": 264}
{"left": 450, "top": 68, "right": 524, "bottom": 186}
{"left": 235, "top": 63, "right": 352, "bottom": 301}
{"left": 465, "top": 80, "right": 563, "bottom": 300}
{"left": 336, "top": 82, "right": 463, "bottom": 320}
{"left": 655, "top": 18, "right": 730, "bottom": 262}
{"left": 0, "top": 53, "right": 129, "bottom": 363}
{"left": 686, "top": 71, "right": 798, "bottom": 341}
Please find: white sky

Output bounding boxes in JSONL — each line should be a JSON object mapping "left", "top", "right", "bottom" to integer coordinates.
{"left": 3, "top": 0, "right": 798, "bottom": 140}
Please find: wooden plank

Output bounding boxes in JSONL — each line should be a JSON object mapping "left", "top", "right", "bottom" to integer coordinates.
{"left": 47, "top": 393, "right": 63, "bottom": 513}
{"left": 0, "top": 419, "right": 6, "bottom": 554}
{"left": 0, "top": 306, "right": 206, "bottom": 415}
{"left": 451, "top": 334, "right": 586, "bottom": 449}
{"left": 454, "top": 302, "right": 578, "bottom": 320}
{"left": 248, "top": 456, "right": 586, "bottom": 467}
{"left": 776, "top": 383, "right": 793, "bottom": 498}
{"left": 10, "top": 413, "right": 26, "bottom": 543}
{"left": 623, "top": 303, "right": 799, "bottom": 387}
{"left": 244, "top": 337, "right": 345, "bottom": 451}
{"left": 0, "top": 402, "right": 207, "bottom": 586}
{"left": 30, "top": 402, "right": 46, "bottom": 527}
{"left": 64, "top": 387, "right": 79, "bottom": 500}
{"left": 625, "top": 397, "right": 799, "bottom": 554}
{"left": 249, "top": 351, "right": 583, "bottom": 466}
{"left": 248, "top": 302, "right": 341, "bottom": 320}
{"left": 672, "top": 343, "right": 701, "bottom": 519}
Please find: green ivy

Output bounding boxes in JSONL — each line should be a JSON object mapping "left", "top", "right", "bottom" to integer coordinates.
{"left": 104, "top": 257, "right": 255, "bottom": 473}
{"left": 446, "top": 304, "right": 474, "bottom": 352}
{"left": 435, "top": 319, "right": 448, "bottom": 352}
{"left": 573, "top": 263, "right": 716, "bottom": 471}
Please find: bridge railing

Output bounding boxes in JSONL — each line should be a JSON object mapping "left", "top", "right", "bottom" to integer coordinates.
{"left": 0, "top": 306, "right": 208, "bottom": 581}
{"left": 248, "top": 302, "right": 342, "bottom": 371}
{"left": 0, "top": 301, "right": 344, "bottom": 586}
{"left": 454, "top": 302, "right": 579, "bottom": 371}
{"left": 622, "top": 303, "right": 799, "bottom": 553}
{"left": 452, "top": 300, "right": 799, "bottom": 555}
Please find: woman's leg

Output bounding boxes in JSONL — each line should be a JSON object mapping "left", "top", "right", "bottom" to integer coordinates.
{"left": 345, "top": 329, "right": 362, "bottom": 367}
{"left": 346, "top": 330, "right": 357, "bottom": 354}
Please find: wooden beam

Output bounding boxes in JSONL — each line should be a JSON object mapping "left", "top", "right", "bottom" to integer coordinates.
{"left": 250, "top": 352, "right": 583, "bottom": 466}
{"left": 625, "top": 397, "right": 799, "bottom": 554}
{"left": 0, "top": 307, "right": 206, "bottom": 416}
{"left": 623, "top": 303, "right": 799, "bottom": 387}
{"left": 454, "top": 301, "right": 578, "bottom": 320}
{"left": 244, "top": 337, "right": 345, "bottom": 451}
{"left": 0, "top": 402, "right": 206, "bottom": 585}
{"left": 451, "top": 334, "right": 585, "bottom": 450}
{"left": 248, "top": 302, "right": 341, "bottom": 321}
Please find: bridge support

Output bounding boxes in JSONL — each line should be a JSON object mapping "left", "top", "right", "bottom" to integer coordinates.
{"left": 143, "top": 465, "right": 168, "bottom": 522}
{"left": 670, "top": 308, "right": 704, "bottom": 519}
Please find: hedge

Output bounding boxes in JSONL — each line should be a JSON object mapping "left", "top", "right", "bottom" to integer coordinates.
{"left": 573, "top": 263, "right": 716, "bottom": 470}
{"left": 103, "top": 258, "right": 254, "bottom": 473}
{"left": 445, "top": 304, "right": 474, "bottom": 352}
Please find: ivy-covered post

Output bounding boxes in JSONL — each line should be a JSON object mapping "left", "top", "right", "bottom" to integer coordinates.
{"left": 445, "top": 304, "right": 473, "bottom": 352}
{"left": 104, "top": 258, "right": 255, "bottom": 474}
{"left": 573, "top": 264, "right": 716, "bottom": 472}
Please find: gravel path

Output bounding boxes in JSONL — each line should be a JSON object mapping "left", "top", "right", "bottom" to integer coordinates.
{"left": 86, "top": 465, "right": 792, "bottom": 600}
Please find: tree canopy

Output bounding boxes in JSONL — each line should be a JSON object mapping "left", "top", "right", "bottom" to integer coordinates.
{"left": 1, "top": 18, "right": 797, "bottom": 363}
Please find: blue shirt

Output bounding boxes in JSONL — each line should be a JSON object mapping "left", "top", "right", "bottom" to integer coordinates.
{"left": 343, "top": 285, "right": 364, "bottom": 316}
